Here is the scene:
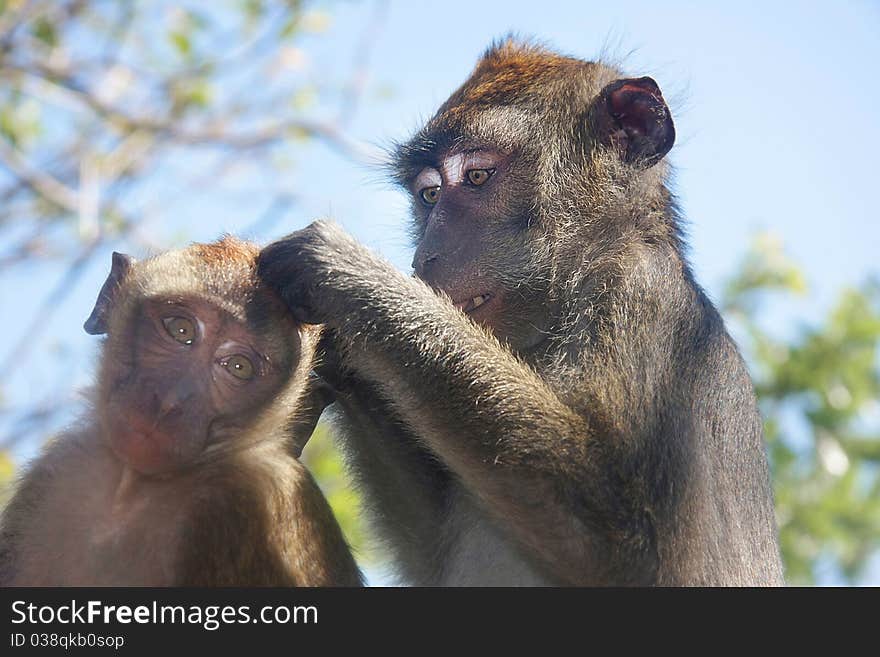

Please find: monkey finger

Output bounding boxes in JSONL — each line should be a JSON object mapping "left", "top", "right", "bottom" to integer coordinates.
{"left": 256, "top": 240, "right": 302, "bottom": 289}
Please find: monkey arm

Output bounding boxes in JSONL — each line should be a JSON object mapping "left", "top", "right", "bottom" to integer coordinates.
{"left": 179, "top": 459, "right": 363, "bottom": 586}
{"left": 282, "top": 462, "right": 364, "bottom": 587}
{"left": 259, "top": 221, "right": 648, "bottom": 581}
{"left": 306, "top": 329, "right": 451, "bottom": 584}
{"left": 329, "top": 375, "right": 452, "bottom": 584}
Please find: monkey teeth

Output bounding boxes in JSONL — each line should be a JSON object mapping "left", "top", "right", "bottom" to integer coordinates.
{"left": 461, "top": 293, "right": 492, "bottom": 313}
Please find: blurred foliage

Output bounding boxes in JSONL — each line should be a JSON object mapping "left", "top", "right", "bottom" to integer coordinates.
{"left": 722, "top": 233, "right": 880, "bottom": 584}
{"left": 0, "top": 450, "right": 13, "bottom": 508}
{"left": 301, "top": 423, "right": 372, "bottom": 564}
{"left": 0, "top": 0, "right": 369, "bottom": 259}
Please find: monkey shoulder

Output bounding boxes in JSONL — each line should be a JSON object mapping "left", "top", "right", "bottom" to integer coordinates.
{"left": 1, "top": 428, "right": 105, "bottom": 535}
{"left": 0, "top": 428, "right": 170, "bottom": 585}
{"left": 178, "top": 449, "right": 360, "bottom": 587}
{"left": 679, "top": 303, "right": 762, "bottom": 432}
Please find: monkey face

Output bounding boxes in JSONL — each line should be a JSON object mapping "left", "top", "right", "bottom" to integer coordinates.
{"left": 84, "top": 238, "right": 314, "bottom": 477}
{"left": 98, "top": 294, "right": 299, "bottom": 475}
{"left": 404, "top": 145, "right": 553, "bottom": 349}
{"left": 396, "top": 44, "right": 676, "bottom": 352}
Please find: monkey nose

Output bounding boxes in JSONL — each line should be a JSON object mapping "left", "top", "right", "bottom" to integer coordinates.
{"left": 412, "top": 252, "right": 439, "bottom": 278}
{"left": 154, "top": 386, "right": 194, "bottom": 419}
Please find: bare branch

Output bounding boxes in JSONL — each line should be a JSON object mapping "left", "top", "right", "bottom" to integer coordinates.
{"left": 4, "top": 61, "right": 383, "bottom": 163}
{"left": 0, "top": 236, "right": 104, "bottom": 374}
{"left": 0, "top": 137, "right": 79, "bottom": 211}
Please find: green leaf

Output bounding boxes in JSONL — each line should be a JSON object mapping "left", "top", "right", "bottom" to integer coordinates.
{"left": 31, "top": 16, "right": 58, "bottom": 48}
{"left": 725, "top": 237, "right": 880, "bottom": 584}
{"left": 169, "top": 30, "right": 191, "bottom": 56}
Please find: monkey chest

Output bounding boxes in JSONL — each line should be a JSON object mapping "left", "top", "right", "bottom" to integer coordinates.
{"left": 438, "top": 487, "right": 549, "bottom": 586}
{"left": 18, "top": 483, "right": 183, "bottom": 586}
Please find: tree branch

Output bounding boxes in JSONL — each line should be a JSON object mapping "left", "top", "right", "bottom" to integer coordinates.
{"left": 0, "top": 137, "right": 79, "bottom": 211}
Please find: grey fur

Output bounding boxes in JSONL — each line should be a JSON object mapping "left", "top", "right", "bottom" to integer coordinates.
{"left": 259, "top": 40, "right": 783, "bottom": 586}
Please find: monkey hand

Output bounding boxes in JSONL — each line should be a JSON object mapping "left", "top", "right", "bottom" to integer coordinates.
{"left": 258, "top": 219, "right": 389, "bottom": 327}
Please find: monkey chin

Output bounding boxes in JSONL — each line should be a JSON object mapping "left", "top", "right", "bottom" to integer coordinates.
{"left": 106, "top": 414, "right": 204, "bottom": 477}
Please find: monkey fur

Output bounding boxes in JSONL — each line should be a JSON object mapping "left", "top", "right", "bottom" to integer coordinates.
{"left": 258, "top": 40, "right": 784, "bottom": 586}
{"left": 0, "top": 237, "right": 362, "bottom": 586}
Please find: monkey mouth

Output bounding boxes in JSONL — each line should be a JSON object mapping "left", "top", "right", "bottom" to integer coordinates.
{"left": 455, "top": 292, "right": 494, "bottom": 314}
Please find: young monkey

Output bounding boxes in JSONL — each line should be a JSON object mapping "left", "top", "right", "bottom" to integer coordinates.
{"left": 0, "top": 237, "right": 362, "bottom": 586}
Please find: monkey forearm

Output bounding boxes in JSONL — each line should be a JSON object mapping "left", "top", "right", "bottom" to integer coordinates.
{"left": 260, "top": 221, "right": 624, "bottom": 537}
{"left": 328, "top": 266, "right": 606, "bottom": 511}
{"left": 341, "top": 325, "right": 630, "bottom": 578}
{"left": 261, "top": 221, "right": 589, "bottom": 467}
{"left": 344, "top": 253, "right": 579, "bottom": 425}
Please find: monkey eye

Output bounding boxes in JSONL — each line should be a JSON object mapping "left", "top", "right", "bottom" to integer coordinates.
{"left": 162, "top": 316, "right": 197, "bottom": 345}
{"left": 419, "top": 186, "right": 441, "bottom": 205}
{"left": 466, "top": 168, "right": 495, "bottom": 186}
{"left": 220, "top": 354, "right": 255, "bottom": 381}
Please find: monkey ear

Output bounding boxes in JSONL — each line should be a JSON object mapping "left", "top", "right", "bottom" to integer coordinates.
{"left": 84, "top": 252, "right": 135, "bottom": 335}
{"left": 594, "top": 77, "right": 675, "bottom": 168}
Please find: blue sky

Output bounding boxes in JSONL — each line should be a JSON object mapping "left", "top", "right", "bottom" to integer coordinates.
{"left": 344, "top": 1, "right": 879, "bottom": 305}
{"left": 0, "top": 0, "right": 878, "bottom": 581}
{"left": 5, "top": 1, "right": 878, "bottom": 393}
{"left": 251, "top": 0, "right": 880, "bottom": 346}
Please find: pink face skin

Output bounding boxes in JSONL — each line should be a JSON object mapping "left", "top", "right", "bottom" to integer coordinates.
{"left": 101, "top": 297, "right": 294, "bottom": 476}
{"left": 410, "top": 148, "right": 514, "bottom": 331}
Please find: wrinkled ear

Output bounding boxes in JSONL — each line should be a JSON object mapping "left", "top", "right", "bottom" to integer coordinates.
{"left": 592, "top": 76, "right": 675, "bottom": 168}
{"left": 84, "top": 252, "right": 135, "bottom": 335}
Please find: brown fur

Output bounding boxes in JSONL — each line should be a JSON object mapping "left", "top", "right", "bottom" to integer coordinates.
{"left": 456, "top": 43, "right": 573, "bottom": 106}
{"left": 0, "top": 239, "right": 362, "bottom": 587}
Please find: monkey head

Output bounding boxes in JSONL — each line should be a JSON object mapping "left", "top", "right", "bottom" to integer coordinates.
{"left": 84, "top": 237, "right": 316, "bottom": 476}
{"left": 395, "top": 39, "right": 676, "bottom": 349}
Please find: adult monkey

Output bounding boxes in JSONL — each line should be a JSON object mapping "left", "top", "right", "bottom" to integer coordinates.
{"left": 259, "top": 40, "right": 784, "bottom": 585}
